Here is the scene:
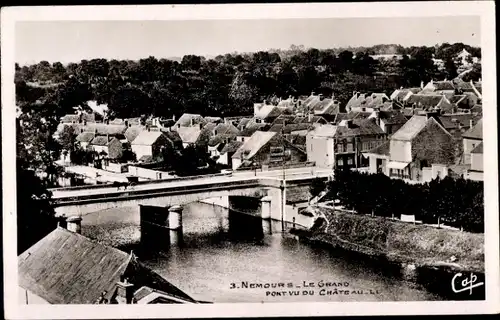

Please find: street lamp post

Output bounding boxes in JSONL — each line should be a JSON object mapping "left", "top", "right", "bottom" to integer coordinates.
{"left": 281, "top": 124, "right": 287, "bottom": 233}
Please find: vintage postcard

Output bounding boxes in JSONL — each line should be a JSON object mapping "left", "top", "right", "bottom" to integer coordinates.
{"left": 2, "top": 2, "right": 499, "bottom": 318}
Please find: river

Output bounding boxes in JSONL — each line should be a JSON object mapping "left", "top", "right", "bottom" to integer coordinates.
{"left": 81, "top": 201, "right": 443, "bottom": 303}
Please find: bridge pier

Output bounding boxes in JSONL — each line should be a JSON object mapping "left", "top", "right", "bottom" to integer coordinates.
{"left": 168, "top": 205, "right": 183, "bottom": 246}
{"left": 260, "top": 196, "right": 272, "bottom": 235}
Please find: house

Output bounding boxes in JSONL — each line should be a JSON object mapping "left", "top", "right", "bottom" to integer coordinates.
{"left": 18, "top": 226, "right": 196, "bottom": 304}
{"left": 345, "top": 92, "right": 390, "bottom": 113}
{"left": 378, "top": 113, "right": 456, "bottom": 182}
{"left": 208, "top": 133, "right": 237, "bottom": 159}
{"left": 404, "top": 94, "right": 453, "bottom": 112}
{"left": 420, "top": 80, "right": 456, "bottom": 95}
{"left": 75, "top": 132, "right": 96, "bottom": 150}
{"left": 88, "top": 135, "right": 123, "bottom": 159}
{"left": 306, "top": 119, "right": 386, "bottom": 170}
{"left": 131, "top": 131, "right": 170, "bottom": 162}
{"left": 390, "top": 87, "right": 421, "bottom": 103}
{"left": 231, "top": 131, "right": 306, "bottom": 170}
{"left": 298, "top": 94, "right": 340, "bottom": 121}
{"left": 368, "top": 108, "right": 408, "bottom": 135}
{"left": 218, "top": 140, "right": 243, "bottom": 166}
{"left": 236, "top": 123, "right": 269, "bottom": 142}
{"left": 462, "top": 118, "right": 483, "bottom": 165}
{"left": 468, "top": 142, "right": 483, "bottom": 181}
{"left": 254, "top": 104, "right": 285, "bottom": 124}
{"left": 176, "top": 124, "right": 212, "bottom": 149}
{"left": 437, "top": 113, "right": 481, "bottom": 139}
{"left": 173, "top": 113, "right": 207, "bottom": 129}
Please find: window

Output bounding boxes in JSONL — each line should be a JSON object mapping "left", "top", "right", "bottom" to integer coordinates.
{"left": 347, "top": 158, "right": 353, "bottom": 165}
{"left": 337, "top": 158, "right": 344, "bottom": 166}
{"left": 347, "top": 143, "right": 353, "bottom": 152}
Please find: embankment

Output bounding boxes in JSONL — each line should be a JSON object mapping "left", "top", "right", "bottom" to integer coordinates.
{"left": 292, "top": 207, "right": 485, "bottom": 299}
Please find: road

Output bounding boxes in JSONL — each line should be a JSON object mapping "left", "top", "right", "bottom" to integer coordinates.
{"left": 51, "top": 166, "right": 333, "bottom": 199}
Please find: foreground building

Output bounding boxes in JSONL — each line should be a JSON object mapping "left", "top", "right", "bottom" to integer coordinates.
{"left": 18, "top": 227, "right": 197, "bottom": 304}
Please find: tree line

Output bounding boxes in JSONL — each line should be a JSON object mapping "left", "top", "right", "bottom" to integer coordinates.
{"left": 318, "top": 170, "right": 484, "bottom": 233}
{"left": 15, "top": 43, "right": 481, "bottom": 122}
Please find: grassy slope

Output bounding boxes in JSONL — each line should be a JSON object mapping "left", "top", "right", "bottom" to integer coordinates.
{"left": 310, "top": 207, "right": 484, "bottom": 273}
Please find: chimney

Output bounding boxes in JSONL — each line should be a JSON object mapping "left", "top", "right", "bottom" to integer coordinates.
{"left": 66, "top": 216, "right": 82, "bottom": 234}
{"left": 470, "top": 119, "right": 474, "bottom": 128}
{"left": 345, "top": 119, "right": 353, "bottom": 128}
{"left": 434, "top": 107, "right": 442, "bottom": 115}
{"left": 214, "top": 129, "right": 217, "bottom": 136}
{"left": 319, "top": 94, "right": 324, "bottom": 101}
{"left": 400, "top": 86, "right": 403, "bottom": 90}
{"left": 190, "top": 118, "right": 194, "bottom": 126}
{"left": 353, "top": 91, "right": 356, "bottom": 96}
{"left": 177, "top": 123, "right": 181, "bottom": 129}
{"left": 172, "top": 114, "right": 176, "bottom": 122}
{"left": 115, "top": 278, "right": 134, "bottom": 304}
{"left": 420, "top": 81, "right": 424, "bottom": 89}
{"left": 356, "top": 92, "right": 360, "bottom": 99}
{"left": 311, "top": 91, "right": 315, "bottom": 96}
{"left": 373, "top": 107, "right": 381, "bottom": 126}
{"left": 308, "top": 113, "right": 313, "bottom": 123}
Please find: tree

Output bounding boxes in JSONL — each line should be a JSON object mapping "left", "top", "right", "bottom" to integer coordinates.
{"left": 309, "top": 177, "right": 326, "bottom": 198}
{"left": 444, "top": 57, "right": 458, "bottom": 79}
{"left": 17, "top": 166, "right": 61, "bottom": 254}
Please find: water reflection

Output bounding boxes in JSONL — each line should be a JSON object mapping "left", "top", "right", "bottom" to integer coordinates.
{"left": 82, "top": 201, "right": 443, "bottom": 303}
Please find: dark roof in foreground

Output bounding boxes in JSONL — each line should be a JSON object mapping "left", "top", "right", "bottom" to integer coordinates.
{"left": 18, "top": 228, "right": 196, "bottom": 304}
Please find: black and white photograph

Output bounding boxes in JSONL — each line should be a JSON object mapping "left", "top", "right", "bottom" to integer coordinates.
{"left": 2, "top": 2, "right": 499, "bottom": 318}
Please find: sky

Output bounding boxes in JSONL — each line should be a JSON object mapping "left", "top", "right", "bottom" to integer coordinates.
{"left": 15, "top": 16, "right": 481, "bottom": 65}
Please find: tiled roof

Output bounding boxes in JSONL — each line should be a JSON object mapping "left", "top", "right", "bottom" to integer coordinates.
{"left": 204, "top": 116, "right": 222, "bottom": 123}
{"left": 125, "top": 125, "right": 145, "bottom": 143}
{"left": 365, "top": 140, "right": 390, "bottom": 156}
{"left": 213, "top": 123, "right": 240, "bottom": 136}
{"left": 177, "top": 127, "right": 203, "bottom": 144}
{"left": 233, "top": 131, "right": 276, "bottom": 160}
{"left": 90, "top": 135, "right": 113, "bottom": 146}
{"left": 255, "top": 105, "right": 282, "bottom": 120}
{"left": 208, "top": 133, "right": 237, "bottom": 147}
{"left": 132, "top": 131, "right": 164, "bottom": 145}
{"left": 84, "top": 123, "right": 127, "bottom": 135}
{"left": 336, "top": 118, "right": 385, "bottom": 137}
{"left": 174, "top": 113, "right": 207, "bottom": 128}
{"left": 308, "top": 124, "right": 337, "bottom": 137}
{"left": 76, "top": 132, "right": 95, "bottom": 143}
{"left": 406, "top": 94, "right": 444, "bottom": 109}
{"left": 462, "top": 118, "right": 483, "bottom": 139}
{"left": 438, "top": 114, "right": 480, "bottom": 130}
{"left": 18, "top": 228, "right": 195, "bottom": 304}
{"left": 272, "top": 115, "right": 296, "bottom": 126}
{"left": 378, "top": 111, "right": 408, "bottom": 125}
{"left": 60, "top": 114, "right": 80, "bottom": 123}
{"left": 221, "top": 140, "right": 244, "bottom": 154}
{"left": 433, "top": 81, "right": 455, "bottom": 91}
{"left": 391, "top": 115, "right": 430, "bottom": 141}
{"left": 239, "top": 123, "right": 268, "bottom": 137}
{"left": 236, "top": 118, "right": 251, "bottom": 130}
{"left": 471, "top": 142, "right": 483, "bottom": 154}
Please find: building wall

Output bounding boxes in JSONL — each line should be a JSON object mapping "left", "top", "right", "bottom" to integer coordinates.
{"left": 411, "top": 120, "right": 456, "bottom": 166}
{"left": 422, "top": 167, "right": 433, "bottom": 182}
{"left": 18, "top": 287, "right": 50, "bottom": 304}
{"left": 217, "top": 152, "right": 229, "bottom": 165}
{"left": 431, "top": 164, "right": 449, "bottom": 180}
{"left": 251, "top": 137, "right": 307, "bottom": 169}
{"left": 367, "top": 155, "right": 389, "bottom": 175}
{"left": 232, "top": 157, "right": 242, "bottom": 170}
{"left": 468, "top": 170, "right": 483, "bottom": 181}
{"left": 463, "top": 138, "right": 482, "bottom": 165}
{"left": 306, "top": 135, "right": 334, "bottom": 168}
{"left": 390, "top": 140, "right": 412, "bottom": 162}
{"left": 131, "top": 145, "right": 153, "bottom": 160}
{"left": 471, "top": 152, "right": 483, "bottom": 172}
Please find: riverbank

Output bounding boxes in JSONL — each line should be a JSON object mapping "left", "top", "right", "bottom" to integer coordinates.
{"left": 296, "top": 207, "right": 484, "bottom": 273}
